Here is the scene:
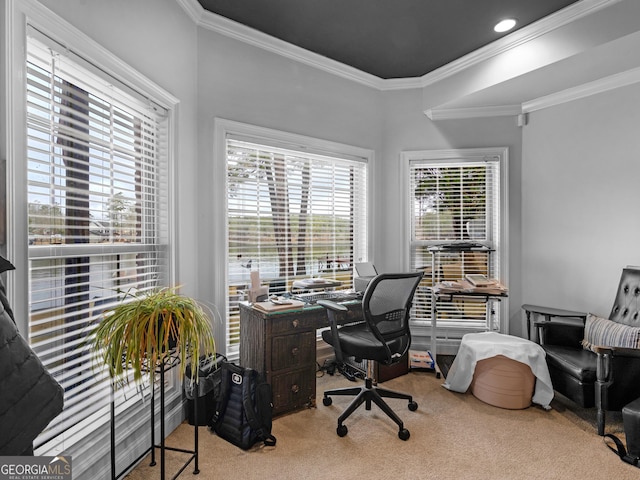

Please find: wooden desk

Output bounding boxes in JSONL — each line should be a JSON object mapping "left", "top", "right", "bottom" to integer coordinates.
{"left": 239, "top": 301, "right": 362, "bottom": 416}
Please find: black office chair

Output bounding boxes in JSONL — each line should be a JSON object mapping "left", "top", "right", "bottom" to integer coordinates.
{"left": 318, "top": 272, "right": 424, "bottom": 440}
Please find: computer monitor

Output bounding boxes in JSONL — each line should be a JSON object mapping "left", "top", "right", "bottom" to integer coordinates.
{"left": 354, "top": 262, "right": 377, "bottom": 292}
{"left": 354, "top": 262, "right": 377, "bottom": 277}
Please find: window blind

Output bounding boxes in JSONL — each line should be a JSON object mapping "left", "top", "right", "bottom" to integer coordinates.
{"left": 225, "top": 138, "right": 368, "bottom": 352}
{"left": 409, "top": 157, "right": 501, "bottom": 332}
{"left": 26, "top": 35, "right": 170, "bottom": 449}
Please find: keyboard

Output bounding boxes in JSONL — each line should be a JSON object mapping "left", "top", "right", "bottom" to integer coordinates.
{"left": 290, "top": 291, "right": 362, "bottom": 304}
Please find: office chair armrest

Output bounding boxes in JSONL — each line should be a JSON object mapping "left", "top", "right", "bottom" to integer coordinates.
{"left": 317, "top": 299, "right": 348, "bottom": 315}
{"left": 317, "top": 299, "right": 349, "bottom": 364}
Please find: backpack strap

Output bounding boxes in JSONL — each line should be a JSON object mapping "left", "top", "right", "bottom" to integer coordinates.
{"left": 209, "top": 363, "right": 232, "bottom": 428}
{"left": 604, "top": 434, "right": 639, "bottom": 467}
{"left": 241, "top": 369, "right": 276, "bottom": 447}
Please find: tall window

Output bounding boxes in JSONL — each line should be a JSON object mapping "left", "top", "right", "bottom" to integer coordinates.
{"left": 224, "top": 134, "right": 368, "bottom": 355}
{"left": 405, "top": 149, "right": 507, "bottom": 344}
{"left": 26, "top": 33, "right": 170, "bottom": 451}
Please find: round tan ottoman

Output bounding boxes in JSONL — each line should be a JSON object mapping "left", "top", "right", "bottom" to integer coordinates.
{"left": 470, "top": 355, "right": 535, "bottom": 409}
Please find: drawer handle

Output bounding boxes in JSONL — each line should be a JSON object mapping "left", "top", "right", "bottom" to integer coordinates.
{"left": 291, "top": 347, "right": 299, "bottom": 357}
{"left": 291, "top": 384, "right": 300, "bottom": 394}
{"left": 291, "top": 319, "right": 299, "bottom": 328}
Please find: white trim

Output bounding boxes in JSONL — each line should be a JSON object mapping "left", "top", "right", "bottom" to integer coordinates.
{"left": 174, "top": 0, "right": 204, "bottom": 24}
{"left": 198, "top": 7, "right": 385, "bottom": 90}
{"left": 218, "top": 119, "right": 374, "bottom": 162}
{"left": 423, "top": 65, "right": 640, "bottom": 120}
{"left": 424, "top": 105, "right": 522, "bottom": 120}
{"left": 176, "top": 0, "right": 620, "bottom": 91}
{"left": 3, "top": 0, "right": 30, "bottom": 332}
{"left": 20, "top": 0, "right": 179, "bottom": 109}
{"left": 523, "top": 66, "right": 640, "bottom": 113}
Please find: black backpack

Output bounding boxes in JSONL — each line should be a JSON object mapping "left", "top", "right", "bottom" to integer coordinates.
{"left": 209, "top": 362, "right": 276, "bottom": 450}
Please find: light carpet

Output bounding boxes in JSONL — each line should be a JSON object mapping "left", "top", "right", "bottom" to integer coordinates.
{"left": 126, "top": 370, "right": 635, "bottom": 480}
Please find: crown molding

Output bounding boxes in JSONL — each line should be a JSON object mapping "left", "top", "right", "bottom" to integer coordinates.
{"left": 185, "top": 0, "right": 386, "bottom": 89}
{"left": 177, "top": 0, "right": 621, "bottom": 91}
{"left": 424, "top": 65, "right": 640, "bottom": 120}
{"left": 523, "top": 66, "right": 640, "bottom": 113}
{"left": 424, "top": 105, "right": 522, "bottom": 120}
{"left": 174, "top": 0, "right": 204, "bottom": 24}
{"left": 418, "top": 0, "right": 622, "bottom": 89}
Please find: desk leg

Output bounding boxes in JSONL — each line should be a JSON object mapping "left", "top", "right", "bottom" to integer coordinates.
{"left": 487, "top": 300, "right": 497, "bottom": 331}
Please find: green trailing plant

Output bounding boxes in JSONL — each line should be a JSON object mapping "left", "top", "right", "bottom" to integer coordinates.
{"left": 90, "top": 287, "right": 216, "bottom": 389}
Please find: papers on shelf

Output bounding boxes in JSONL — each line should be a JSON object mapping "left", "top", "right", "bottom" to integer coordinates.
{"left": 432, "top": 278, "right": 508, "bottom": 296}
{"left": 465, "top": 274, "right": 493, "bottom": 286}
{"left": 252, "top": 299, "right": 306, "bottom": 313}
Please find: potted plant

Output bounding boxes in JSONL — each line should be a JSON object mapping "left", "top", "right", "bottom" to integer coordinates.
{"left": 89, "top": 287, "right": 216, "bottom": 388}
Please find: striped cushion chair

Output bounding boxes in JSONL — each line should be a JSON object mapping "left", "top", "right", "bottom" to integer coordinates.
{"left": 533, "top": 266, "right": 640, "bottom": 436}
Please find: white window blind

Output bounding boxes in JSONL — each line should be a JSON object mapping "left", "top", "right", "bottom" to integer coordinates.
{"left": 26, "top": 34, "right": 170, "bottom": 450}
{"left": 225, "top": 138, "right": 368, "bottom": 352}
{"left": 408, "top": 156, "right": 502, "bottom": 333}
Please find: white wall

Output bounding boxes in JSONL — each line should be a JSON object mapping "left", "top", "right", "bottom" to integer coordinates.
{"left": 522, "top": 82, "right": 640, "bottom": 317}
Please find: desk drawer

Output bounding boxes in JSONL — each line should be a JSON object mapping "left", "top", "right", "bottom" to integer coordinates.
{"left": 271, "top": 331, "right": 316, "bottom": 371}
{"left": 269, "top": 315, "right": 319, "bottom": 335}
{"left": 271, "top": 365, "right": 316, "bottom": 416}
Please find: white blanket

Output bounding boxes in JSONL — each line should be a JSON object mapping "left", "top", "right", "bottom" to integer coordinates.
{"left": 442, "top": 332, "right": 554, "bottom": 408}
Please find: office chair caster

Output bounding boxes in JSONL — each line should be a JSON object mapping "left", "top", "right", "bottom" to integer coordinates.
{"left": 323, "top": 396, "right": 332, "bottom": 406}
{"left": 399, "top": 428, "right": 410, "bottom": 441}
{"left": 408, "top": 400, "right": 418, "bottom": 411}
{"left": 337, "top": 424, "right": 348, "bottom": 437}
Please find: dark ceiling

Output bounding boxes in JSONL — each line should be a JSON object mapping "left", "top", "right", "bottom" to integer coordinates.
{"left": 197, "top": 0, "right": 581, "bottom": 79}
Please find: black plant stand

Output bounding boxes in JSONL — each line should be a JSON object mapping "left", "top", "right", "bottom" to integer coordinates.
{"left": 110, "top": 356, "right": 199, "bottom": 480}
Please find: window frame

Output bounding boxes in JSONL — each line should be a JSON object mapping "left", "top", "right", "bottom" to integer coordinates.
{"left": 213, "top": 119, "right": 374, "bottom": 360}
{"left": 401, "top": 147, "right": 509, "bottom": 350}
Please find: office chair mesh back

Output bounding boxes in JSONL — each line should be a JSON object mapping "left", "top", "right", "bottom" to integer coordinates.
{"left": 319, "top": 272, "right": 423, "bottom": 440}
{"left": 363, "top": 274, "right": 423, "bottom": 364}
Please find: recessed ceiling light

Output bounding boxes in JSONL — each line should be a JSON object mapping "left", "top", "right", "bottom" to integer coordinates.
{"left": 494, "top": 18, "right": 517, "bottom": 33}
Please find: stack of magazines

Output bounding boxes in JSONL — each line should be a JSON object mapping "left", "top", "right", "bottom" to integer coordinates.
{"left": 433, "top": 274, "right": 508, "bottom": 295}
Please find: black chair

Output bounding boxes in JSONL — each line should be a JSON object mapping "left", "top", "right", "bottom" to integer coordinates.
{"left": 317, "top": 272, "right": 424, "bottom": 440}
{"left": 527, "top": 266, "right": 640, "bottom": 435}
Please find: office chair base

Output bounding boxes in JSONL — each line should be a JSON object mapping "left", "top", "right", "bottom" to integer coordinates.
{"left": 323, "top": 378, "right": 417, "bottom": 440}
